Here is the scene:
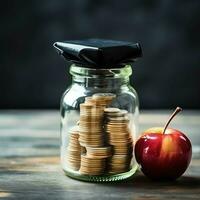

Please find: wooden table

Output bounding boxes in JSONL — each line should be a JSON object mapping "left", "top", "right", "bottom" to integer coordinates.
{"left": 0, "top": 110, "right": 200, "bottom": 200}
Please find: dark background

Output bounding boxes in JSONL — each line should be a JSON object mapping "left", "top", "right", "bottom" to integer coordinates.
{"left": 1, "top": 0, "right": 199, "bottom": 109}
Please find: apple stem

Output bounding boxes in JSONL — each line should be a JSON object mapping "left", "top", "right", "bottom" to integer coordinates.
{"left": 162, "top": 107, "right": 182, "bottom": 134}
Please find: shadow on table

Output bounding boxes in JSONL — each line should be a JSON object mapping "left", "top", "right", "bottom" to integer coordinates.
{"left": 105, "top": 174, "right": 200, "bottom": 189}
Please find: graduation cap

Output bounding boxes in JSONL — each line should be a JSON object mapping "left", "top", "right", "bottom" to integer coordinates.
{"left": 53, "top": 39, "right": 142, "bottom": 68}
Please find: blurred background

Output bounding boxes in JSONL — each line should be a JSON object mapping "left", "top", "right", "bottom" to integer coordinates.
{"left": 1, "top": 0, "right": 199, "bottom": 109}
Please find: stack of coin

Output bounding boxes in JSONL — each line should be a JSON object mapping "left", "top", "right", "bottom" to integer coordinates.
{"left": 86, "top": 146, "right": 112, "bottom": 158}
{"left": 79, "top": 155, "right": 106, "bottom": 175}
{"left": 108, "top": 155, "right": 132, "bottom": 174}
{"left": 80, "top": 103, "right": 104, "bottom": 116}
{"left": 67, "top": 126, "right": 81, "bottom": 171}
{"left": 78, "top": 93, "right": 116, "bottom": 175}
{"left": 104, "top": 108, "right": 133, "bottom": 174}
{"left": 79, "top": 103, "right": 104, "bottom": 147}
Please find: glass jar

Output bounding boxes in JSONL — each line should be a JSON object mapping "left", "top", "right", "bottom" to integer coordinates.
{"left": 60, "top": 64, "right": 139, "bottom": 182}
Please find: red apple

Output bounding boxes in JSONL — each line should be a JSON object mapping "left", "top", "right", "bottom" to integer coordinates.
{"left": 135, "top": 107, "right": 192, "bottom": 180}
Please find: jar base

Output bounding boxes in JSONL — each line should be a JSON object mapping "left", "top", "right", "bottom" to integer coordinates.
{"left": 63, "top": 164, "right": 138, "bottom": 182}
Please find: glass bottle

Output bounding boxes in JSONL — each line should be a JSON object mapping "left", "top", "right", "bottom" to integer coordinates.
{"left": 60, "top": 64, "right": 139, "bottom": 182}
{"left": 54, "top": 39, "right": 142, "bottom": 182}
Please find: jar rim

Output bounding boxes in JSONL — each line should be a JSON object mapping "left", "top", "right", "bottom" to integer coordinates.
{"left": 69, "top": 64, "right": 133, "bottom": 78}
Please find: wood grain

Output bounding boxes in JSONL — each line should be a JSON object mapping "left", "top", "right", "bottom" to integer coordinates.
{"left": 0, "top": 110, "right": 200, "bottom": 200}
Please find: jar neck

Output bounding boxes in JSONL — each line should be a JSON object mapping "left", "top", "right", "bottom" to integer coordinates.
{"left": 69, "top": 64, "right": 132, "bottom": 88}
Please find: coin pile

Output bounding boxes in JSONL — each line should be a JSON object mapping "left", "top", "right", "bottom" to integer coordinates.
{"left": 66, "top": 93, "right": 134, "bottom": 175}
{"left": 104, "top": 108, "right": 133, "bottom": 174}
{"left": 79, "top": 103, "right": 104, "bottom": 147}
{"left": 78, "top": 93, "right": 116, "bottom": 175}
{"left": 108, "top": 155, "right": 132, "bottom": 174}
{"left": 79, "top": 155, "right": 106, "bottom": 175}
{"left": 78, "top": 93, "right": 116, "bottom": 148}
{"left": 67, "top": 127, "right": 81, "bottom": 171}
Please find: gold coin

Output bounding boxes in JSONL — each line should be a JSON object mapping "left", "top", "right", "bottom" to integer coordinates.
{"left": 79, "top": 116, "right": 103, "bottom": 122}
{"left": 80, "top": 109, "right": 104, "bottom": 113}
{"left": 106, "top": 122, "right": 129, "bottom": 126}
{"left": 80, "top": 163, "right": 105, "bottom": 169}
{"left": 80, "top": 161, "right": 106, "bottom": 168}
{"left": 108, "top": 138, "right": 132, "bottom": 144}
{"left": 67, "top": 161, "right": 80, "bottom": 166}
{"left": 67, "top": 149, "right": 81, "bottom": 154}
{"left": 104, "top": 107, "right": 120, "bottom": 113}
{"left": 79, "top": 142, "right": 104, "bottom": 148}
{"left": 79, "top": 130, "right": 103, "bottom": 134}
{"left": 68, "top": 162, "right": 80, "bottom": 166}
{"left": 80, "top": 111, "right": 104, "bottom": 115}
{"left": 106, "top": 133, "right": 130, "bottom": 140}
{"left": 67, "top": 158, "right": 81, "bottom": 163}
{"left": 105, "top": 110, "right": 128, "bottom": 117}
{"left": 80, "top": 125, "right": 102, "bottom": 132}
{"left": 80, "top": 103, "right": 95, "bottom": 108}
{"left": 79, "top": 134, "right": 103, "bottom": 140}
{"left": 106, "top": 122, "right": 128, "bottom": 126}
{"left": 79, "top": 126, "right": 102, "bottom": 131}
{"left": 68, "top": 144, "right": 81, "bottom": 151}
{"left": 108, "top": 162, "right": 130, "bottom": 168}
{"left": 106, "top": 128, "right": 129, "bottom": 132}
{"left": 67, "top": 149, "right": 81, "bottom": 156}
{"left": 109, "top": 155, "right": 132, "bottom": 162}
{"left": 80, "top": 103, "right": 104, "bottom": 109}
{"left": 79, "top": 131, "right": 103, "bottom": 136}
{"left": 68, "top": 146, "right": 81, "bottom": 151}
{"left": 84, "top": 96, "right": 94, "bottom": 103}
{"left": 68, "top": 144, "right": 81, "bottom": 149}
{"left": 79, "top": 125, "right": 102, "bottom": 129}
{"left": 112, "top": 144, "right": 133, "bottom": 149}
{"left": 85, "top": 97, "right": 109, "bottom": 106}
{"left": 112, "top": 142, "right": 133, "bottom": 148}
{"left": 106, "top": 124, "right": 129, "bottom": 128}
{"left": 67, "top": 154, "right": 81, "bottom": 159}
{"left": 108, "top": 164, "right": 130, "bottom": 170}
{"left": 67, "top": 155, "right": 81, "bottom": 160}
{"left": 79, "top": 138, "right": 104, "bottom": 142}
{"left": 79, "top": 121, "right": 103, "bottom": 126}
{"left": 79, "top": 123, "right": 102, "bottom": 127}
{"left": 86, "top": 146, "right": 112, "bottom": 158}
{"left": 112, "top": 148, "right": 133, "bottom": 153}
{"left": 68, "top": 138, "right": 80, "bottom": 143}
{"left": 79, "top": 141, "right": 104, "bottom": 146}
{"left": 68, "top": 141, "right": 80, "bottom": 145}
{"left": 69, "top": 136, "right": 80, "bottom": 140}
{"left": 107, "top": 117, "right": 129, "bottom": 122}
{"left": 87, "top": 154, "right": 111, "bottom": 159}
{"left": 79, "top": 139, "right": 104, "bottom": 144}
{"left": 79, "top": 138, "right": 104, "bottom": 143}
{"left": 112, "top": 149, "right": 133, "bottom": 155}
{"left": 68, "top": 160, "right": 80, "bottom": 165}
{"left": 81, "top": 154, "right": 106, "bottom": 162}
{"left": 69, "top": 136, "right": 79, "bottom": 142}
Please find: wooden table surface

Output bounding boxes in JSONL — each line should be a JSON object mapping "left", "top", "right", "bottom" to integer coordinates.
{"left": 0, "top": 110, "right": 200, "bottom": 200}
